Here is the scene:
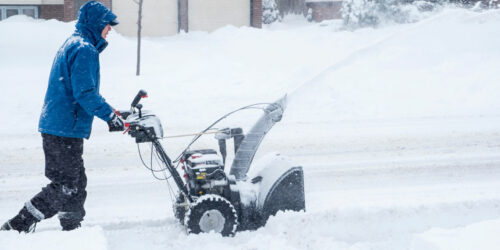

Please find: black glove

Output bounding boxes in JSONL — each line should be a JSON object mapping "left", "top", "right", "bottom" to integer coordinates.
{"left": 107, "top": 113, "right": 125, "bottom": 132}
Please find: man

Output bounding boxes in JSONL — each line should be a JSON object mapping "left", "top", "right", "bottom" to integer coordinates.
{"left": 1, "top": 1, "right": 124, "bottom": 233}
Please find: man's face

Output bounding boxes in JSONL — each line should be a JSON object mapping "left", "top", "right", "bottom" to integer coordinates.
{"left": 101, "top": 24, "right": 111, "bottom": 39}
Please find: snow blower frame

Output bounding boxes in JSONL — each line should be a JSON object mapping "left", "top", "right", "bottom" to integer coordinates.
{"left": 120, "top": 90, "right": 305, "bottom": 236}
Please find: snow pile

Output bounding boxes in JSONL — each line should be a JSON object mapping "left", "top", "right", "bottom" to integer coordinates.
{"left": 412, "top": 219, "right": 500, "bottom": 250}
{"left": 0, "top": 226, "right": 107, "bottom": 250}
{"left": 289, "top": 9, "right": 500, "bottom": 123}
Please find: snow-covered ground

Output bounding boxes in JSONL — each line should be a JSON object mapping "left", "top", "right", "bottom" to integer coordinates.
{"left": 1, "top": 7, "right": 500, "bottom": 250}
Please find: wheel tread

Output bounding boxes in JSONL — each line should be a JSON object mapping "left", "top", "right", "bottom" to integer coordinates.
{"left": 184, "top": 194, "right": 238, "bottom": 236}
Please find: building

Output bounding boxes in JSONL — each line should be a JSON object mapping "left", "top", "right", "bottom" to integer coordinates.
{"left": 305, "top": 0, "right": 342, "bottom": 22}
{"left": 113, "top": 0, "right": 262, "bottom": 37}
{"left": 0, "top": 0, "right": 262, "bottom": 36}
{"left": 0, "top": 0, "right": 111, "bottom": 22}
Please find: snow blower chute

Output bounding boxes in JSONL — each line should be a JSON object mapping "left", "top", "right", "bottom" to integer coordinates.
{"left": 120, "top": 90, "right": 305, "bottom": 236}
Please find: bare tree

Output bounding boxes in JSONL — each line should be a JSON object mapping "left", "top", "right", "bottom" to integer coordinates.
{"left": 133, "top": 0, "right": 144, "bottom": 76}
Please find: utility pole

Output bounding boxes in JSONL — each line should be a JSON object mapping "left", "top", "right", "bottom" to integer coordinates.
{"left": 135, "top": 0, "right": 143, "bottom": 76}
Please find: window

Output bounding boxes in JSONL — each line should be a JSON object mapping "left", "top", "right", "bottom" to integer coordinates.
{"left": 22, "top": 8, "right": 36, "bottom": 18}
{"left": 0, "top": 6, "right": 39, "bottom": 21}
{"left": 6, "top": 9, "right": 19, "bottom": 18}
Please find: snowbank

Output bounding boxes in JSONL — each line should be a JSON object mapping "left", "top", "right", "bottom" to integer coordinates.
{"left": 412, "top": 219, "right": 500, "bottom": 250}
{"left": 289, "top": 9, "right": 500, "bottom": 123}
{"left": 2, "top": 9, "right": 500, "bottom": 134}
{"left": 0, "top": 226, "right": 107, "bottom": 250}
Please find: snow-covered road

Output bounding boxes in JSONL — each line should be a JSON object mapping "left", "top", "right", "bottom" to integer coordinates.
{"left": 2, "top": 115, "right": 499, "bottom": 250}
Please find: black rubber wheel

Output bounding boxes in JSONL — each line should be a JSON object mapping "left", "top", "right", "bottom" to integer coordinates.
{"left": 174, "top": 193, "right": 187, "bottom": 225}
{"left": 185, "top": 194, "right": 238, "bottom": 236}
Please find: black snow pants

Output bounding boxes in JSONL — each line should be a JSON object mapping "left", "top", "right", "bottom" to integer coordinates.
{"left": 29, "top": 133, "right": 87, "bottom": 228}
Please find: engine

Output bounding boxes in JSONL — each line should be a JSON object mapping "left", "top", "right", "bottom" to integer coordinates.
{"left": 181, "top": 149, "right": 228, "bottom": 196}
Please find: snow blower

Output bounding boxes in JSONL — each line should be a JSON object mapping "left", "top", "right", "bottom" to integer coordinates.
{"left": 120, "top": 90, "right": 305, "bottom": 236}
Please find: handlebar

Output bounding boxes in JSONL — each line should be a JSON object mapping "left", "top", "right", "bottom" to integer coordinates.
{"left": 131, "top": 89, "right": 148, "bottom": 109}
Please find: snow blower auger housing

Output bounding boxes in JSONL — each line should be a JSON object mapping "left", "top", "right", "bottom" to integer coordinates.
{"left": 121, "top": 90, "right": 305, "bottom": 236}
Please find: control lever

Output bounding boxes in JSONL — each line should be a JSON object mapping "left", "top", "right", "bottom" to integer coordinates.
{"left": 131, "top": 89, "right": 148, "bottom": 110}
{"left": 136, "top": 104, "right": 143, "bottom": 118}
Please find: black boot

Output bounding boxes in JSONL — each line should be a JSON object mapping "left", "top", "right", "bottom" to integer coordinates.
{"left": 60, "top": 215, "right": 82, "bottom": 231}
{"left": 61, "top": 221, "right": 81, "bottom": 231}
{"left": 59, "top": 212, "right": 83, "bottom": 231}
{"left": 1, "top": 207, "right": 39, "bottom": 233}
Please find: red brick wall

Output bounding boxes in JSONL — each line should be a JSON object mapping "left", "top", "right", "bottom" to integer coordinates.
{"left": 39, "top": 5, "right": 64, "bottom": 21}
{"left": 100, "top": 0, "right": 112, "bottom": 9}
{"left": 252, "top": 0, "right": 262, "bottom": 28}
{"left": 63, "top": 0, "right": 112, "bottom": 22}
{"left": 63, "top": 0, "right": 73, "bottom": 21}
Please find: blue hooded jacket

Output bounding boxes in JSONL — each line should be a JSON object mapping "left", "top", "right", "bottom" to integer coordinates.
{"left": 39, "top": 1, "right": 117, "bottom": 139}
